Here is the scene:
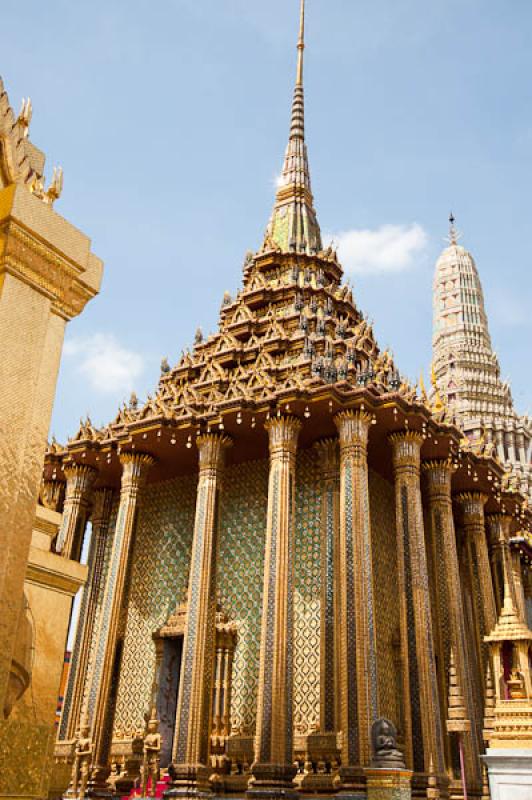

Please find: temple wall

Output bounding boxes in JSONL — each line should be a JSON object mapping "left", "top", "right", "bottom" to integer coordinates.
{"left": 293, "top": 449, "right": 322, "bottom": 732}
{"left": 106, "top": 456, "right": 400, "bottom": 744}
{"left": 112, "top": 476, "right": 196, "bottom": 736}
{"left": 218, "top": 458, "right": 269, "bottom": 735}
{"left": 369, "top": 469, "right": 402, "bottom": 728}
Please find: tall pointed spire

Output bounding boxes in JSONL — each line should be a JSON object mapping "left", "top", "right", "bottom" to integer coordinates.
{"left": 263, "top": 0, "right": 322, "bottom": 256}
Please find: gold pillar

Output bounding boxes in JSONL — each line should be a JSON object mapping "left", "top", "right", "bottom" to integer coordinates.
{"left": 423, "top": 461, "right": 480, "bottom": 787}
{"left": 170, "top": 433, "right": 231, "bottom": 796}
{"left": 457, "top": 494, "right": 497, "bottom": 672}
{"left": 313, "top": 438, "right": 340, "bottom": 735}
{"left": 0, "top": 176, "right": 102, "bottom": 717}
{"left": 510, "top": 549, "right": 527, "bottom": 624}
{"left": 389, "top": 432, "right": 445, "bottom": 778}
{"left": 55, "top": 464, "right": 97, "bottom": 560}
{"left": 486, "top": 513, "right": 518, "bottom": 616}
{"left": 334, "top": 410, "right": 377, "bottom": 775}
{"left": 249, "top": 415, "right": 301, "bottom": 800}
{"left": 88, "top": 453, "right": 153, "bottom": 777}
{"left": 59, "top": 487, "right": 114, "bottom": 742}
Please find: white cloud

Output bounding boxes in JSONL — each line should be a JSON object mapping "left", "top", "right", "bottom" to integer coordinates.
{"left": 328, "top": 223, "right": 428, "bottom": 275}
{"left": 63, "top": 333, "right": 144, "bottom": 394}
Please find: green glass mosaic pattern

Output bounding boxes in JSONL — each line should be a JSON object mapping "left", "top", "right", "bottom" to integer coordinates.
{"left": 113, "top": 475, "right": 197, "bottom": 735}
{"left": 294, "top": 449, "right": 322, "bottom": 731}
{"left": 218, "top": 458, "right": 269, "bottom": 735}
{"left": 369, "top": 469, "right": 401, "bottom": 724}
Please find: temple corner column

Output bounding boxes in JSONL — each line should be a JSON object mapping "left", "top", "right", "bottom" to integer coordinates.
{"left": 55, "top": 463, "right": 98, "bottom": 561}
{"left": 389, "top": 431, "right": 446, "bottom": 782}
{"left": 59, "top": 486, "right": 115, "bottom": 743}
{"left": 86, "top": 452, "right": 154, "bottom": 785}
{"left": 168, "top": 432, "right": 232, "bottom": 800}
{"left": 248, "top": 414, "right": 301, "bottom": 800}
{"left": 334, "top": 409, "right": 377, "bottom": 788}
{"left": 423, "top": 460, "right": 481, "bottom": 788}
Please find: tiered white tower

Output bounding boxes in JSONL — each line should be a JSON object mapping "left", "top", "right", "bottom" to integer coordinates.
{"left": 432, "top": 216, "right": 531, "bottom": 498}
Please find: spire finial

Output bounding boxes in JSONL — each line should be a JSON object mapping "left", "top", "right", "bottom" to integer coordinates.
{"left": 262, "top": 0, "right": 322, "bottom": 256}
{"left": 447, "top": 211, "right": 460, "bottom": 246}
{"left": 297, "top": 0, "right": 305, "bottom": 86}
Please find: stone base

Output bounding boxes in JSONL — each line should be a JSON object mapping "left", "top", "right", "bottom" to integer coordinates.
{"left": 483, "top": 749, "right": 532, "bottom": 800}
{"left": 246, "top": 763, "right": 299, "bottom": 800}
{"left": 334, "top": 765, "right": 366, "bottom": 799}
{"left": 164, "top": 764, "right": 213, "bottom": 800}
{"left": 364, "top": 768, "right": 413, "bottom": 800}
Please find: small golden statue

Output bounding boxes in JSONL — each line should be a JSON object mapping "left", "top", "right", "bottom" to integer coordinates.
{"left": 140, "top": 708, "right": 161, "bottom": 798}
{"left": 71, "top": 718, "right": 93, "bottom": 799}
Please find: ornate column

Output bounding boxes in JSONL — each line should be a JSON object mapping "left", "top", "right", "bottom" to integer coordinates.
{"left": 88, "top": 453, "right": 154, "bottom": 779}
{"left": 389, "top": 432, "right": 445, "bottom": 778}
{"left": 457, "top": 494, "right": 497, "bottom": 663}
{"left": 510, "top": 549, "right": 527, "bottom": 623}
{"left": 423, "top": 461, "right": 480, "bottom": 786}
{"left": 486, "top": 513, "right": 521, "bottom": 618}
{"left": 334, "top": 410, "right": 377, "bottom": 776}
{"left": 313, "top": 438, "right": 340, "bottom": 735}
{"left": 169, "top": 433, "right": 231, "bottom": 798}
{"left": 249, "top": 415, "right": 301, "bottom": 800}
{"left": 55, "top": 464, "right": 97, "bottom": 560}
{"left": 59, "top": 487, "right": 114, "bottom": 742}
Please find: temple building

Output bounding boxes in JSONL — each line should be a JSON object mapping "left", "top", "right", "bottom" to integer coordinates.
{"left": 432, "top": 218, "right": 532, "bottom": 500}
{"left": 48, "top": 3, "right": 532, "bottom": 799}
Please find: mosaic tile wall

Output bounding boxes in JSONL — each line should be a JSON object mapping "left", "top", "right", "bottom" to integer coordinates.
{"left": 217, "top": 458, "right": 269, "bottom": 735}
{"left": 104, "top": 454, "right": 399, "bottom": 745}
{"left": 294, "top": 449, "right": 322, "bottom": 732}
{"left": 113, "top": 476, "right": 197, "bottom": 735}
{"left": 369, "top": 469, "right": 401, "bottom": 725}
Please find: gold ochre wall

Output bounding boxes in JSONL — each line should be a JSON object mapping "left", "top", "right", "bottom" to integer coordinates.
{"left": 108, "top": 452, "right": 398, "bottom": 744}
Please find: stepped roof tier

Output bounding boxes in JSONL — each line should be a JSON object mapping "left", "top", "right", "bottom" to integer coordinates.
{"left": 433, "top": 215, "right": 532, "bottom": 499}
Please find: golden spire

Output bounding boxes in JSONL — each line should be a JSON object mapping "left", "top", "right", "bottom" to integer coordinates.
{"left": 296, "top": 0, "right": 305, "bottom": 86}
{"left": 263, "top": 0, "right": 322, "bottom": 256}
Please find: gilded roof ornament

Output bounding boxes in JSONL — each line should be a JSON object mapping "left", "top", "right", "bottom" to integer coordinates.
{"left": 17, "top": 97, "right": 32, "bottom": 137}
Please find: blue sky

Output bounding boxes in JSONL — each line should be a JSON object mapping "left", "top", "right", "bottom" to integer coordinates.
{"left": 2, "top": 0, "right": 531, "bottom": 443}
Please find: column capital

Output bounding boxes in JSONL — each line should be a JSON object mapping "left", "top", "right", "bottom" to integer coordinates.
{"left": 265, "top": 414, "right": 302, "bottom": 457}
{"left": 63, "top": 462, "right": 98, "bottom": 496}
{"left": 313, "top": 437, "right": 339, "bottom": 481}
{"left": 90, "top": 487, "right": 114, "bottom": 527}
{"left": 196, "top": 432, "right": 232, "bottom": 474}
{"left": 119, "top": 451, "right": 155, "bottom": 490}
{"left": 455, "top": 491, "right": 488, "bottom": 522}
{"left": 422, "top": 458, "right": 454, "bottom": 498}
{"left": 389, "top": 431, "right": 424, "bottom": 471}
{"left": 485, "top": 512, "right": 513, "bottom": 545}
{"left": 334, "top": 409, "right": 372, "bottom": 448}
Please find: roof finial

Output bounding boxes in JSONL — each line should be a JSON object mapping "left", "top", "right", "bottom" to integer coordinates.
{"left": 262, "top": 0, "right": 322, "bottom": 256}
{"left": 448, "top": 211, "right": 460, "bottom": 246}
{"left": 296, "top": 0, "right": 305, "bottom": 87}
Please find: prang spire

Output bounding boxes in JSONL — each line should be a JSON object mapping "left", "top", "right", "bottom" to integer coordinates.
{"left": 263, "top": 0, "right": 322, "bottom": 256}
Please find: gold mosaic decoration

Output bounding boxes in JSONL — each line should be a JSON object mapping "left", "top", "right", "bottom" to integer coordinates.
{"left": 293, "top": 449, "right": 322, "bottom": 732}
{"left": 217, "top": 458, "right": 269, "bottom": 735}
{"left": 369, "top": 469, "right": 401, "bottom": 725}
{"left": 113, "top": 476, "right": 196, "bottom": 735}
